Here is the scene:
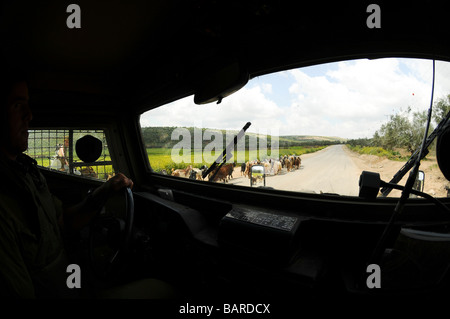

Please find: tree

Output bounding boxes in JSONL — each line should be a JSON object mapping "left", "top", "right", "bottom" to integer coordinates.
{"left": 374, "top": 107, "right": 433, "bottom": 154}
{"left": 377, "top": 111, "right": 412, "bottom": 151}
{"left": 433, "top": 94, "right": 450, "bottom": 124}
{"left": 372, "top": 131, "right": 381, "bottom": 147}
{"left": 410, "top": 109, "right": 430, "bottom": 153}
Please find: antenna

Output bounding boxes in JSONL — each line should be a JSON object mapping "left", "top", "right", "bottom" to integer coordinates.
{"left": 368, "top": 59, "right": 436, "bottom": 266}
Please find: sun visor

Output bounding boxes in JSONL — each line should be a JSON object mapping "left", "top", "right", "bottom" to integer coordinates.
{"left": 194, "top": 61, "right": 249, "bottom": 105}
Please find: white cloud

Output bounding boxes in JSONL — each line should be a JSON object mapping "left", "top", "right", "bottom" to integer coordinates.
{"left": 404, "top": 59, "right": 450, "bottom": 103}
{"left": 140, "top": 85, "right": 284, "bottom": 135}
{"left": 283, "top": 58, "right": 438, "bottom": 138}
{"left": 261, "top": 83, "right": 272, "bottom": 94}
{"left": 140, "top": 58, "right": 450, "bottom": 139}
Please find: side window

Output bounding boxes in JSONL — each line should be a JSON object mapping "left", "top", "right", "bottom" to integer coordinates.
{"left": 25, "top": 129, "right": 115, "bottom": 181}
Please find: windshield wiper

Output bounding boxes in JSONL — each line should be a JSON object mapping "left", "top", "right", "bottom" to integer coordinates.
{"left": 202, "top": 122, "right": 251, "bottom": 181}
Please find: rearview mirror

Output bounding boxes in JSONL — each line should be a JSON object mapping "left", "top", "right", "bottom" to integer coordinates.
{"left": 411, "top": 170, "right": 425, "bottom": 197}
{"left": 250, "top": 164, "right": 266, "bottom": 187}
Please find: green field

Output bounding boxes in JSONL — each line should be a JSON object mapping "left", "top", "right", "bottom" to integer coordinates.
{"left": 147, "top": 145, "right": 327, "bottom": 172}
{"left": 32, "top": 155, "right": 115, "bottom": 180}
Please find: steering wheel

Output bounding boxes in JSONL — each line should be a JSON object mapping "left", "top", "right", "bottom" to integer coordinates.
{"left": 88, "top": 187, "right": 135, "bottom": 280}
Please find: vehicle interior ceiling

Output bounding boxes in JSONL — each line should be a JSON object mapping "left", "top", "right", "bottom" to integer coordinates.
{"left": 2, "top": 1, "right": 450, "bottom": 298}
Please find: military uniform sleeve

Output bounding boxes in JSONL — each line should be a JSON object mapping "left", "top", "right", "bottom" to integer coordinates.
{"left": 0, "top": 211, "right": 35, "bottom": 298}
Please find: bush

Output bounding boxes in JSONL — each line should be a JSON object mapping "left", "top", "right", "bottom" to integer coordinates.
{"left": 346, "top": 145, "right": 406, "bottom": 161}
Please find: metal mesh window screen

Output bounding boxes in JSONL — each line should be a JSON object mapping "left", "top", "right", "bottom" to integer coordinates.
{"left": 25, "top": 129, "right": 115, "bottom": 181}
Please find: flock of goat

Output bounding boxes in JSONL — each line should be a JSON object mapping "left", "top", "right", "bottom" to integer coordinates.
{"left": 162, "top": 154, "right": 302, "bottom": 184}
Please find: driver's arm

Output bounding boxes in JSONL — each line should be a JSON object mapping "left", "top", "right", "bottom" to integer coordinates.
{"left": 60, "top": 173, "right": 133, "bottom": 232}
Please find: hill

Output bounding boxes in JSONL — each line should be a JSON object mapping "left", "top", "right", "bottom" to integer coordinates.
{"left": 140, "top": 126, "right": 345, "bottom": 149}
{"left": 280, "top": 135, "right": 347, "bottom": 143}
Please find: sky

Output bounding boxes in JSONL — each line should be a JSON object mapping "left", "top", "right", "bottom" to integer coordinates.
{"left": 139, "top": 58, "right": 450, "bottom": 139}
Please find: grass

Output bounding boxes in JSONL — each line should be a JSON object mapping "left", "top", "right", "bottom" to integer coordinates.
{"left": 429, "top": 163, "right": 439, "bottom": 171}
{"left": 346, "top": 145, "right": 409, "bottom": 161}
{"left": 33, "top": 156, "right": 115, "bottom": 180}
{"left": 147, "top": 145, "right": 328, "bottom": 172}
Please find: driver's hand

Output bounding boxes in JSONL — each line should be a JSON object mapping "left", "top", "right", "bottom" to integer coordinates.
{"left": 86, "top": 173, "right": 133, "bottom": 212}
{"left": 104, "top": 172, "right": 134, "bottom": 193}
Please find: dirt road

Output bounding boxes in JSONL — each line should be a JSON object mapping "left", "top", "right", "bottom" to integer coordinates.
{"left": 229, "top": 145, "right": 362, "bottom": 195}
{"left": 226, "top": 144, "right": 448, "bottom": 198}
{"left": 345, "top": 147, "right": 449, "bottom": 198}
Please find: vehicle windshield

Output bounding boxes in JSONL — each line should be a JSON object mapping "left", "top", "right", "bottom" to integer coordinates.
{"left": 140, "top": 58, "right": 450, "bottom": 198}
